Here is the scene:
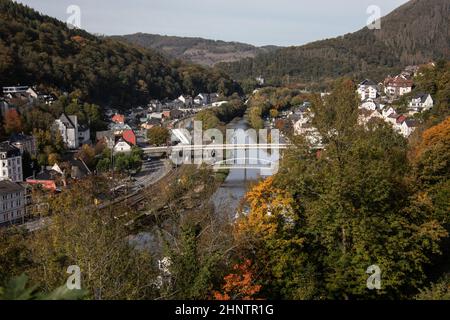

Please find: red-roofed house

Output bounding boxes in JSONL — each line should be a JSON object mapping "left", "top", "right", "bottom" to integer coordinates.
{"left": 122, "top": 129, "right": 136, "bottom": 146}
{"left": 396, "top": 115, "right": 407, "bottom": 125}
{"left": 384, "top": 75, "right": 413, "bottom": 97}
{"left": 112, "top": 113, "right": 125, "bottom": 124}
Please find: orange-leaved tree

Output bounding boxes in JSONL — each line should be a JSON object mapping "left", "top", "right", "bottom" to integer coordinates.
{"left": 3, "top": 109, "right": 23, "bottom": 135}
{"left": 213, "top": 259, "right": 261, "bottom": 300}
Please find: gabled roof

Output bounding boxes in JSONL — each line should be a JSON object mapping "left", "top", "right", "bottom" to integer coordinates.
{"left": 59, "top": 153, "right": 91, "bottom": 177}
{"left": 359, "top": 79, "right": 377, "bottom": 86}
{"left": 115, "top": 138, "right": 132, "bottom": 147}
{"left": 59, "top": 113, "right": 76, "bottom": 129}
{"left": 29, "top": 169, "right": 62, "bottom": 181}
{"left": 0, "top": 180, "right": 24, "bottom": 194}
{"left": 0, "top": 141, "right": 21, "bottom": 156}
{"left": 405, "top": 119, "right": 418, "bottom": 128}
{"left": 384, "top": 75, "right": 413, "bottom": 87}
{"left": 396, "top": 115, "right": 407, "bottom": 124}
{"left": 413, "top": 93, "right": 432, "bottom": 103}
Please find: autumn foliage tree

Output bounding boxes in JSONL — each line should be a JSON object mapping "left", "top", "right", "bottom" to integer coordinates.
{"left": 411, "top": 116, "right": 450, "bottom": 232}
{"left": 3, "top": 109, "right": 23, "bottom": 135}
{"left": 234, "top": 177, "right": 309, "bottom": 299}
{"left": 213, "top": 260, "right": 262, "bottom": 300}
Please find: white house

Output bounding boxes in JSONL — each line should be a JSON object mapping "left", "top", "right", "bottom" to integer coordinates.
{"left": 357, "top": 80, "right": 378, "bottom": 101}
{"left": 0, "top": 180, "right": 28, "bottom": 225}
{"left": 0, "top": 142, "right": 23, "bottom": 183}
{"left": 178, "top": 95, "right": 193, "bottom": 106}
{"left": 54, "top": 114, "right": 90, "bottom": 149}
{"left": 2, "top": 86, "right": 38, "bottom": 99}
{"left": 114, "top": 138, "right": 132, "bottom": 153}
{"left": 194, "top": 93, "right": 210, "bottom": 106}
{"left": 400, "top": 119, "right": 418, "bottom": 137}
{"left": 384, "top": 75, "right": 413, "bottom": 97}
{"left": 408, "top": 94, "right": 434, "bottom": 114}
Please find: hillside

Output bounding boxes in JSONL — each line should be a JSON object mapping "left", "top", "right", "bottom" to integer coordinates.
{"left": 0, "top": 0, "right": 239, "bottom": 106}
{"left": 218, "top": 0, "right": 450, "bottom": 86}
{"left": 112, "top": 33, "right": 279, "bottom": 66}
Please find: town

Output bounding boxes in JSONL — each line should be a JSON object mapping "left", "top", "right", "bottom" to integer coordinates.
{"left": 0, "top": 0, "right": 449, "bottom": 305}
{"left": 0, "top": 62, "right": 437, "bottom": 227}
{"left": 0, "top": 86, "right": 228, "bottom": 226}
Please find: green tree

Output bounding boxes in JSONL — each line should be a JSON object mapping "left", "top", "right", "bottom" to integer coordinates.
{"left": 238, "top": 79, "right": 448, "bottom": 299}
{"left": 147, "top": 127, "right": 170, "bottom": 146}
{"left": 25, "top": 177, "right": 158, "bottom": 300}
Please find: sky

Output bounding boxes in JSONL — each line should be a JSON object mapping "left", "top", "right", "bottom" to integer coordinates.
{"left": 15, "top": 0, "right": 410, "bottom": 47}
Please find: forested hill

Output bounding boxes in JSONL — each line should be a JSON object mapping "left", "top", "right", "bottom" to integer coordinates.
{"left": 0, "top": 0, "right": 239, "bottom": 106}
{"left": 112, "top": 33, "right": 279, "bottom": 67}
{"left": 218, "top": 0, "right": 450, "bottom": 86}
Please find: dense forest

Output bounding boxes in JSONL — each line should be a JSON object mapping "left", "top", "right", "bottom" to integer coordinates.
{"left": 112, "top": 33, "right": 279, "bottom": 67}
{"left": 0, "top": 0, "right": 241, "bottom": 106}
{"left": 218, "top": 0, "right": 450, "bottom": 87}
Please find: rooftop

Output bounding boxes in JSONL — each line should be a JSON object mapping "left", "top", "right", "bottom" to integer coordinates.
{"left": 0, "top": 180, "right": 24, "bottom": 194}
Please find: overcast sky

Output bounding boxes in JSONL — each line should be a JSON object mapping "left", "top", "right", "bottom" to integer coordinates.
{"left": 15, "top": 0, "right": 409, "bottom": 46}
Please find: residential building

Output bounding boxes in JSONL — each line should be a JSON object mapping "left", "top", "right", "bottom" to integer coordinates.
{"left": 0, "top": 180, "right": 28, "bottom": 225}
{"left": 9, "top": 133, "right": 37, "bottom": 156}
{"left": 149, "top": 112, "right": 164, "bottom": 120}
{"left": 408, "top": 93, "right": 434, "bottom": 114}
{"left": 400, "top": 119, "right": 418, "bottom": 137}
{"left": 26, "top": 168, "right": 62, "bottom": 192}
{"left": 37, "top": 93, "right": 57, "bottom": 105}
{"left": 56, "top": 155, "right": 91, "bottom": 180}
{"left": 178, "top": 95, "right": 193, "bottom": 106}
{"left": 384, "top": 75, "right": 413, "bottom": 97}
{"left": 2, "top": 86, "right": 38, "bottom": 98}
{"left": 114, "top": 138, "right": 132, "bottom": 153}
{"left": 122, "top": 129, "right": 137, "bottom": 146}
{"left": 109, "top": 123, "right": 132, "bottom": 135}
{"left": 0, "top": 142, "right": 23, "bottom": 183}
{"left": 112, "top": 113, "right": 125, "bottom": 124}
{"left": 53, "top": 114, "right": 90, "bottom": 149}
{"left": 194, "top": 93, "right": 211, "bottom": 106}
{"left": 96, "top": 131, "right": 116, "bottom": 149}
{"left": 140, "top": 119, "right": 161, "bottom": 130}
{"left": 357, "top": 79, "right": 378, "bottom": 101}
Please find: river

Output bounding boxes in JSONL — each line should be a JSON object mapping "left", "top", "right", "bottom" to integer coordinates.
{"left": 211, "top": 117, "right": 277, "bottom": 220}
